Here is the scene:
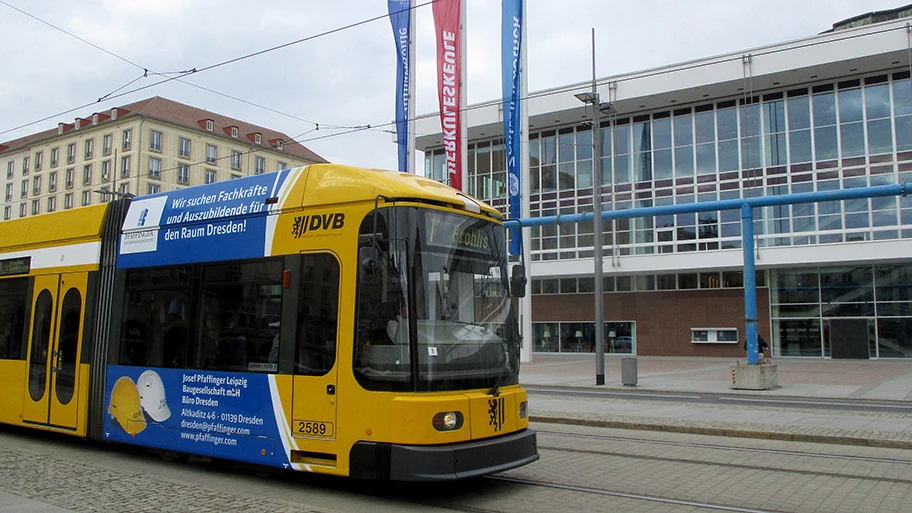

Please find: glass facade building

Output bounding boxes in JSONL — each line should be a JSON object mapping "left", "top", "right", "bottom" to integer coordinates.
{"left": 419, "top": 17, "right": 912, "bottom": 359}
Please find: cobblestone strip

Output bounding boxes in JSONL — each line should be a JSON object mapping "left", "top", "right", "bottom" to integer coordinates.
{"left": 0, "top": 448, "right": 321, "bottom": 513}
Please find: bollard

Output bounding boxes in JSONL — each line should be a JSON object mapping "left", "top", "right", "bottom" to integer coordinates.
{"left": 621, "top": 357, "right": 637, "bottom": 386}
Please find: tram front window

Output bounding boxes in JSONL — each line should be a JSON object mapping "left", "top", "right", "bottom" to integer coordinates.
{"left": 355, "top": 208, "right": 520, "bottom": 392}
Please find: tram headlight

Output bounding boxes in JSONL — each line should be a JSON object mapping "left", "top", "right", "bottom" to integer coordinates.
{"left": 432, "top": 411, "right": 464, "bottom": 431}
{"left": 519, "top": 401, "right": 528, "bottom": 419}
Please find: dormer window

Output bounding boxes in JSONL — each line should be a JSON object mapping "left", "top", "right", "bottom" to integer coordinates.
{"left": 231, "top": 127, "right": 238, "bottom": 138}
{"left": 277, "top": 140, "right": 283, "bottom": 150}
{"left": 255, "top": 133, "right": 262, "bottom": 144}
{"left": 206, "top": 120, "right": 214, "bottom": 131}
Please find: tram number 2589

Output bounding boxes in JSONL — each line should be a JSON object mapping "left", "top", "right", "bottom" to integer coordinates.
{"left": 294, "top": 419, "right": 334, "bottom": 438}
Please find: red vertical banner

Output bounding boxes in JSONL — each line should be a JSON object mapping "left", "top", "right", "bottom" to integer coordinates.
{"left": 433, "top": 0, "right": 462, "bottom": 191}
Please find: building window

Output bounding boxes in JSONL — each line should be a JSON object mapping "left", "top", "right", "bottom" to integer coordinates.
{"left": 178, "top": 137, "right": 191, "bottom": 158}
{"left": 19, "top": 203, "right": 26, "bottom": 218}
{"left": 82, "top": 165, "right": 92, "bottom": 185}
{"left": 31, "top": 200, "right": 39, "bottom": 215}
{"left": 254, "top": 134, "right": 262, "bottom": 144}
{"left": 3, "top": 206, "right": 9, "bottom": 220}
{"left": 103, "top": 134, "right": 113, "bottom": 155}
{"left": 231, "top": 127, "right": 238, "bottom": 138}
{"left": 206, "top": 120, "right": 214, "bottom": 131}
{"left": 64, "top": 193, "right": 73, "bottom": 210}
{"left": 67, "top": 143, "right": 76, "bottom": 164}
{"left": 20, "top": 180, "right": 27, "bottom": 198}
{"left": 206, "top": 144, "right": 217, "bottom": 164}
{"left": 47, "top": 196, "right": 56, "bottom": 213}
{"left": 205, "top": 169, "right": 216, "bottom": 184}
{"left": 177, "top": 164, "right": 189, "bottom": 184}
{"left": 123, "top": 129, "right": 132, "bottom": 151}
{"left": 50, "top": 147, "right": 59, "bottom": 167}
{"left": 48, "top": 172, "right": 57, "bottom": 192}
{"left": 6, "top": 161, "right": 13, "bottom": 179}
{"left": 84, "top": 139, "right": 94, "bottom": 159}
{"left": 255, "top": 156, "right": 265, "bottom": 175}
{"left": 691, "top": 328, "right": 739, "bottom": 343}
{"left": 148, "top": 157, "right": 161, "bottom": 179}
{"left": 147, "top": 183, "right": 161, "bottom": 195}
{"left": 34, "top": 151, "right": 42, "bottom": 171}
{"left": 22, "top": 156, "right": 29, "bottom": 175}
{"left": 119, "top": 183, "right": 130, "bottom": 196}
{"left": 102, "top": 160, "right": 111, "bottom": 181}
{"left": 277, "top": 161, "right": 287, "bottom": 171}
{"left": 121, "top": 156, "right": 131, "bottom": 178}
{"left": 65, "top": 168, "right": 74, "bottom": 189}
{"left": 82, "top": 190, "right": 91, "bottom": 206}
{"left": 231, "top": 151, "right": 242, "bottom": 170}
{"left": 149, "top": 130, "right": 162, "bottom": 152}
{"left": 4, "top": 183, "right": 11, "bottom": 202}
{"left": 32, "top": 175, "right": 41, "bottom": 195}
{"left": 276, "top": 140, "right": 283, "bottom": 150}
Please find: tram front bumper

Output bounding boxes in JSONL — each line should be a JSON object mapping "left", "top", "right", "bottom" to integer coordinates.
{"left": 350, "top": 428, "right": 539, "bottom": 481}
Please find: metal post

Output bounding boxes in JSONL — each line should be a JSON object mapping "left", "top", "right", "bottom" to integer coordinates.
{"left": 590, "top": 29, "right": 605, "bottom": 386}
{"left": 741, "top": 203, "right": 759, "bottom": 365}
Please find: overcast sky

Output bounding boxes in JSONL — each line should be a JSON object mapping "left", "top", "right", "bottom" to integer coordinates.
{"left": 0, "top": 0, "right": 903, "bottom": 172}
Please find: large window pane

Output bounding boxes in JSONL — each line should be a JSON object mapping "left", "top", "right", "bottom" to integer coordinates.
{"left": 717, "top": 108, "right": 738, "bottom": 140}
{"left": 763, "top": 100, "right": 786, "bottom": 134}
{"left": 718, "top": 140, "right": 739, "bottom": 171}
{"left": 813, "top": 92, "right": 836, "bottom": 126}
{"left": 814, "top": 126, "right": 838, "bottom": 160}
{"left": 653, "top": 117, "right": 672, "bottom": 149}
{"left": 867, "top": 119, "right": 893, "bottom": 155}
{"left": 789, "top": 129, "right": 812, "bottom": 163}
{"left": 896, "top": 116, "right": 912, "bottom": 151}
{"left": 840, "top": 123, "right": 865, "bottom": 157}
{"left": 787, "top": 95, "right": 810, "bottom": 130}
{"left": 695, "top": 111, "right": 715, "bottom": 144}
{"left": 674, "top": 146, "right": 694, "bottom": 177}
{"left": 674, "top": 114, "right": 693, "bottom": 147}
{"left": 765, "top": 133, "right": 787, "bottom": 166}
{"left": 838, "top": 88, "right": 863, "bottom": 123}
{"left": 696, "top": 143, "right": 716, "bottom": 175}
{"left": 893, "top": 79, "right": 912, "bottom": 116}
{"left": 865, "top": 83, "right": 890, "bottom": 120}
{"left": 654, "top": 149, "right": 673, "bottom": 180}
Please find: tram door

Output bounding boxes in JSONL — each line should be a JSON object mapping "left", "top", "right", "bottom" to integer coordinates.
{"left": 290, "top": 253, "right": 340, "bottom": 460}
{"left": 22, "top": 273, "right": 88, "bottom": 429}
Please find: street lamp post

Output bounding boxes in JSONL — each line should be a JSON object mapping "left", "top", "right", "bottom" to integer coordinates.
{"left": 574, "top": 28, "right": 611, "bottom": 386}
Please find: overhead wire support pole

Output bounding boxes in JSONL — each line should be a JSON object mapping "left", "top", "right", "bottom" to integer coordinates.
{"left": 589, "top": 29, "right": 605, "bottom": 386}
{"left": 574, "top": 29, "right": 605, "bottom": 385}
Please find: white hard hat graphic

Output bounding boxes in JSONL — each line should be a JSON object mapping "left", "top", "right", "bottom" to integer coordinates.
{"left": 137, "top": 370, "right": 171, "bottom": 422}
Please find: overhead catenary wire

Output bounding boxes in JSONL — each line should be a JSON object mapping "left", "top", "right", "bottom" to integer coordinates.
{"left": 0, "top": 0, "right": 436, "bottom": 138}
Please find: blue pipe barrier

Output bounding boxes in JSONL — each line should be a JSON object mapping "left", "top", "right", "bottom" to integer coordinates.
{"left": 504, "top": 182, "right": 907, "bottom": 364}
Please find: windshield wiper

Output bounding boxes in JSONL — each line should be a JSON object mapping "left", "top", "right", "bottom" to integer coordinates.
{"left": 488, "top": 340, "right": 519, "bottom": 397}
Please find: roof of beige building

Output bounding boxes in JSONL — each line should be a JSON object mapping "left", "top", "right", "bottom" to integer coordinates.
{"left": 0, "top": 96, "right": 327, "bottom": 163}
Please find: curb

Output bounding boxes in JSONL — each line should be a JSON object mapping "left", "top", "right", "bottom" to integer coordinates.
{"left": 530, "top": 415, "right": 912, "bottom": 450}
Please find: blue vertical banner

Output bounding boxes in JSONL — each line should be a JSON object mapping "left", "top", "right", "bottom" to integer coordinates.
{"left": 388, "top": 0, "right": 411, "bottom": 172}
{"left": 502, "top": 0, "right": 523, "bottom": 255}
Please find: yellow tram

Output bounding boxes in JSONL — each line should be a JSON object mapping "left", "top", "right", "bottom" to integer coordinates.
{"left": 0, "top": 164, "right": 538, "bottom": 480}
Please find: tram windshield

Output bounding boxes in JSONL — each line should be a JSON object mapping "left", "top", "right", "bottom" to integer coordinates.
{"left": 354, "top": 207, "right": 520, "bottom": 392}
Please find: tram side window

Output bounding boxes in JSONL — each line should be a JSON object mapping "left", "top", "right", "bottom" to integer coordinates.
{"left": 199, "top": 259, "right": 282, "bottom": 372}
{"left": 120, "top": 266, "right": 196, "bottom": 368}
{"left": 0, "top": 278, "right": 28, "bottom": 360}
{"left": 295, "top": 254, "right": 340, "bottom": 376}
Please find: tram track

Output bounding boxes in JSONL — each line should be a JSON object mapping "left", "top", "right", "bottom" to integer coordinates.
{"left": 537, "top": 428, "right": 912, "bottom": 466}
{"left": 488, "top": 475, "right": 783, "bottom": 513}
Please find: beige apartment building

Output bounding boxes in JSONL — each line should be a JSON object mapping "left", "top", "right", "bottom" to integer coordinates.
{"left": 1, "top": 96, "right": 326, "bottom": 220}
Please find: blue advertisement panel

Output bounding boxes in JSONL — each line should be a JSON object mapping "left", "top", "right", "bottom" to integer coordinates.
{"left": 103, "top": 365, "right": 293, "bottom": 468}
{"left": 118, "top": 170, "right": 298, "bottom": 268}
{"left": 388, "top": 0, "right": 411, "bottom": 172}
{"left": 502, "top": 0, "right": 523, "bottom": 255}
